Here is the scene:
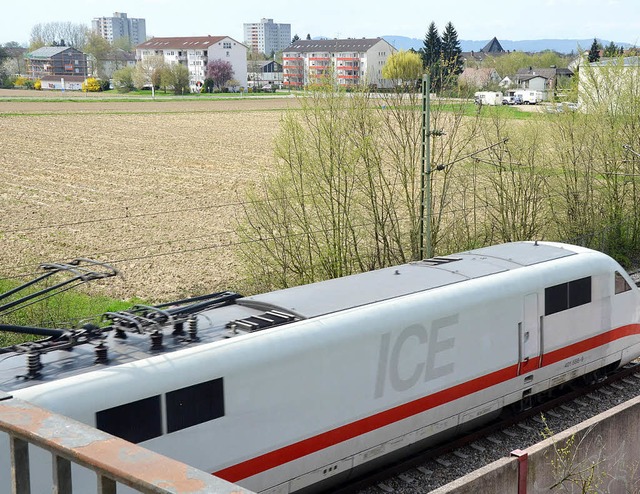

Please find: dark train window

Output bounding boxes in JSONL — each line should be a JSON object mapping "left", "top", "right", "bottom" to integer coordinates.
{"left": 569, "top": 277, "right": 591, "bottom": 308}
{"left": 615, "top": 272, "right": 632, "bottom": 294}
{"left": 545, "top": 283, "right": 568, "bottom": 315}
{"left": 96, "top": 395, "right": 162, "bottom": 444}
{"left": 545, "top": 277, "right": 591, "bottom": 316}
{"left": 166, "top": 378, "right": 224, "bottom": 433}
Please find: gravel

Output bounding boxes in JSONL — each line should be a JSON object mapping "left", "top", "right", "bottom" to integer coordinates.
{"left": 357, "top": 371, "right": 640, "bottom": 493}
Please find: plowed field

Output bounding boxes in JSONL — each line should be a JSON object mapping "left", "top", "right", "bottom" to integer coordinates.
{"left": 0, "top": 93, "right": 299, "bottom": 301}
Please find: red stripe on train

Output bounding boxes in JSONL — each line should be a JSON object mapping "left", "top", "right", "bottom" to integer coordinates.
{"left": 215, "top": 323, "right": 640, "bottom": 483}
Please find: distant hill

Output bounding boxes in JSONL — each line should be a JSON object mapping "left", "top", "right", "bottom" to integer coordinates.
{"left": 382, "top": 36, "right": 633, "bottom": 54}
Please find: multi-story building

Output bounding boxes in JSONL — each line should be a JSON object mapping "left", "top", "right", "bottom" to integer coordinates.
{"left": 243, "top": 18, "right": 291, "bottom": 56}
{"left": 136, "top": 36, "right": 247, "bottom": 90}
{"left": 92, "top": 12, "right": 146, "bottom": 47}
{"left": 25, "top": 46, "right": 88, "bottom": 89}
{"left": 282, "top": 38, "right": 396, "bottom": 89}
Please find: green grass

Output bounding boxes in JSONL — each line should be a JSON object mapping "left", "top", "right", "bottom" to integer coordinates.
{"left": 0, "top": 278, "right": 142, "bottom": 347}
{"left": 0, "top": 88, "right": 295, "bottom": 103}
{"left": 434, "top": 102, "right": 539, "bottom": 120}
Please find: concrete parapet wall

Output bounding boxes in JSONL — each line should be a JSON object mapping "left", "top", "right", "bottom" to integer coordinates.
{"left": 431, "top": 395, "right": 640, "bottom": 493}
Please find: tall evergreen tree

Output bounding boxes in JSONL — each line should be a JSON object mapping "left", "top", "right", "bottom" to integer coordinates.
{"left": 421, "top": 22, "right": 441, "bottom": 67}
{"left": 421, "top": 22, "right": 442, "bottom": 91}
{"left": 588, "top": 38, "right": 601, "bottom": 63}
{"left": 441, "top": 21, "right": 463, "bottom": 83}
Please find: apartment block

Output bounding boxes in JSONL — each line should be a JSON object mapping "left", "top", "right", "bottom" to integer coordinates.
{"left": 243, "top": 18, "right": 291, "bottom": 55}
{"left": 92, "top": 12, "right": 147, "bottom": 47}
{"left": 282, "top": 38, "right": 396, "bottom": 88}
{"left": 136, "top": 36, "right": 247, "bottom": 90}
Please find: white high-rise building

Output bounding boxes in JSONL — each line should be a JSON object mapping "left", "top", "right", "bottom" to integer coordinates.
{"left": 243, "top": 18, "right": 291, "bottom": 56}
{"left": 92, "top": 12, "right": 147, "bottom": 47}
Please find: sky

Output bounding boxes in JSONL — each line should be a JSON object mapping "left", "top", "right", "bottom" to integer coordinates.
{"left": 2, "top": 0, "right": 640, "bottom": 47}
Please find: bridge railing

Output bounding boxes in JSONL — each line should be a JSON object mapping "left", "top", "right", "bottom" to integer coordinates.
{"left": 0, "top": 391, "right": 253, "bottom": 494}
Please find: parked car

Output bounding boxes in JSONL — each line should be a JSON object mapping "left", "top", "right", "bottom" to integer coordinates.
{"left": 502, "top": 95, "right": 515, "bottom": 105}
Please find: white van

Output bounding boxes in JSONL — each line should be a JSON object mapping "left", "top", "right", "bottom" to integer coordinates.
{"left": 474, "top": 91, "right": 503, "bottom": 106}
{"left": 514, "top": 89, "right": 544, "bottom": 104}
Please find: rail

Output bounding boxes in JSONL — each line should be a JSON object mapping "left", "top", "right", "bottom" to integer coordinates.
{"left": 0, "top": 391, "right": 253, "bottom": 494}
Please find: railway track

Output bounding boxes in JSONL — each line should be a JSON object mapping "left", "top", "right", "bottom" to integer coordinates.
{"left": 333, "top": 362, "right": 640, "bottom": 494}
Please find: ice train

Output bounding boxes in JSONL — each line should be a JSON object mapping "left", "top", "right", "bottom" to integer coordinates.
{"left": 1, "top": 241, "right": 640, "bottom": 493}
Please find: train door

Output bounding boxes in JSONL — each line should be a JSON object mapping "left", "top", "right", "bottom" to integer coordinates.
{"left": 519, "top": 293, "right": 541, "bottom": 375}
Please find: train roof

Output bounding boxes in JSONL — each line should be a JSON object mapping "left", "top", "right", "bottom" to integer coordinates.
{"left": 240, "top": 241, "right": 577, "bottom": 318}
{"left": 0, "top": 242, "right": 582, "bottom": 390}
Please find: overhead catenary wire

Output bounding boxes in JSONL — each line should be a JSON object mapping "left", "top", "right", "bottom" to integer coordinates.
{"left": 3, "top": 153, "right": 638, "bottom": 235}
{"left": 0, "top": 187, "right": 610, "bottom": 282}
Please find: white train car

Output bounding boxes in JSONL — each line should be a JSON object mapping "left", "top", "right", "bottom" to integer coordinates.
{"left": 1, "top": 241, "right": 640, "bottom": 493}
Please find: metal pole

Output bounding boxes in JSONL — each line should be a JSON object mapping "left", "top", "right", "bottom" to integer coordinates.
{"left": 419, "top": 73, "right": 432, "bottom": 260}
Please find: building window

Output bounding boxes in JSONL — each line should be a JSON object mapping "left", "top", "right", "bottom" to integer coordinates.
{"left": 226, "top": 51, "right": 230, "bottom": 57}
{"left": 615, "top": 272, "right": 632, "bottom": 294}
{"left": 166, "top": 378, "right": 225, "bottom": 433}
{"left": 223, "top": 42, "right": 232, "bottom": 49}
{"left": 96, "top": 395, "right": 162, "bottom": 444}
{"left": 545, "top": 277, "right": 592, "bottom": 316}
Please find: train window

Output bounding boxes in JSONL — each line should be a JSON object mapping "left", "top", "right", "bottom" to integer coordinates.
{"left": 545, "top": 276, "right": 591, "bottom": 315}
{"left": 545, "top": 282, "right": 568, "bottom": 315}
{"left": 166, "top": 378, "right": 224, "bottom": 433}
{"left": 96, "top": 395, "right": 162, "bottom": 443}
{"left": 568, "top": 277, "right": 591, "bottom": 308}
{"left": 615, "top": 272, "right": 632, "bottom": 294}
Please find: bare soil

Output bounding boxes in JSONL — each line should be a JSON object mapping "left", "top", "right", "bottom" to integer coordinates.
{"left": 0, "top": 92, "right": 300, "bottom": 301}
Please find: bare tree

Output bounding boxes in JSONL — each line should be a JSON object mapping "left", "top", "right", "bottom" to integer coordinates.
{"left": 29, "top": 22, "right": 88, "bottom": 50}
{"left": 237, "top": 79, "right": 484, "bottom": 290}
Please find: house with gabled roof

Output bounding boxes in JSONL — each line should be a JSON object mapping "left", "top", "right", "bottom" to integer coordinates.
{"left": 136, "top": 36, "right": 247, "bottom": 90}
{"left": 247, "top": 60, "right": 283, "bottom": 88}
{"left": 282, "top": 38, "right": 396, "bottom": 88}
{"left": 458, "top": 67, "right": 501, "bottom": 88}
{"left": 25, "top": 46, "right": 89, "bottom": 78}
{"left": 514, "top": 67, "right": 573, "bottom": 91}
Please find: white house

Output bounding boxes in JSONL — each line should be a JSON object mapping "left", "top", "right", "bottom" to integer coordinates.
{"left": 136, "top": 36, "right": 247, "bottom": 91}
{"left": 578, "top": 56, "right": 640, "bottom": 112}
{"left": 282, "top": 38, "right": 396, "bottom": 89}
